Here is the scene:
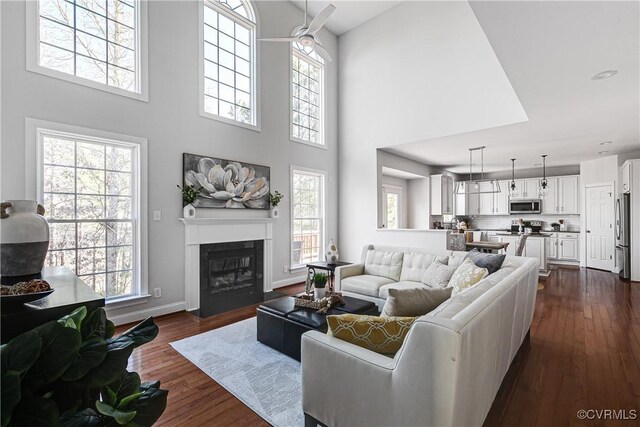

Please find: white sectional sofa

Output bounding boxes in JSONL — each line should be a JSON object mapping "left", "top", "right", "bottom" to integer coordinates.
{"left": 301, "top": 244, "right": 539, "bottom": 427}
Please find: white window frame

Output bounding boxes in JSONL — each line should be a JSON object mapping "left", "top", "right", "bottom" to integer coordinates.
{"left": 25, "top": 0, "right": 149, "bottom": 102}
{"left": 290, "top": 44, "right": 325, "bottom": 148}
{"left": 25, "top": 118, "right": 149, "bottom": 307}
{"left": 382, "top": 184, "right": 403, "bottom": 229}
{"left": 290, "top": 166, "right": 326, "bottom": 270}
{"left": 199, "top": 0, "right": 260, "bottom": 132}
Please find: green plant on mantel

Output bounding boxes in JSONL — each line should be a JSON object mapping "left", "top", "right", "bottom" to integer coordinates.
{"left": 0, "top": 306, "right": 167, "bottom": 427}
{"left": 177, "top": 184, "right": 200, "bottom": 205}
{"left": 313, "top": 273, "right": 328, "bottom": 288}
{"left": 269, "top": 191, "right": 284, "bottom": 207}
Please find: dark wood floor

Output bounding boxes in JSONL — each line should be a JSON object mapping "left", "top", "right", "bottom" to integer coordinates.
{"left": 120, "top": 267, "right": 640, "bottom": 426}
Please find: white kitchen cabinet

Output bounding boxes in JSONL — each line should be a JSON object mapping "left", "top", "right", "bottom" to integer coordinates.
{"left": 558, "top": 233, "right": 579, "bottom": 260}
{"left": 494, "top": 180, "right": 510, "bottom": 215}
{"left": 430, "top": 174, "right": 454, "bottom": 215}
{"left": 541, "top": 177, "right": 559, "bottom": 214}
{"left": 622, "top": 161, "right": 631, "bottom": 193}
{"left": 524, "top": 237, "right": 547, "bottom": 271}
{"left": 499, "top": 235, "right": 519, "bottom": 256}
{"left": 479, "top": 182, "right": 495, "bottom": 215}
{"left": 558, "top": 176, "right": 579, "bottom": 214}
{"left": 455, "top": 192, "right": 466, "bottom": 216}
{"left": 467, "top": 191, "right": 480, "bottom": 215}
{"left": 515, "top": 179, "right": 540, "bottom": 199}
{"left": 548, "top": 235, "right": 558, "bottom": 259}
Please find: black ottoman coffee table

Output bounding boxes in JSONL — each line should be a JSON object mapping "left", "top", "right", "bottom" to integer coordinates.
{"left": 256, "top": 295, "right": 378, "bottom": 361}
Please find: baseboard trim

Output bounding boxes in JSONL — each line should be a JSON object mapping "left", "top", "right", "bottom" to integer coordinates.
{"left": 272, "top": 275, "right": 306, "bottom": 289}
{"left": 107, "top": 301, "right": 186, "bottom": 326}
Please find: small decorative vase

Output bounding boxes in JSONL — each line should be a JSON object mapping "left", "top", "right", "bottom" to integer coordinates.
{"left": 0, "top": 200, "right": 50, "bottom": 276}
{"left": 325, "top": 239, "right": 339, "bottom": 264}
{"left": 183, "top": 203, "right": 196, "bottom": 219}
{"left": 270, "top": 207, "right": 279, "bottom": 218}
{"left": 315, "top": 286, "right": 326, "bottom": 300}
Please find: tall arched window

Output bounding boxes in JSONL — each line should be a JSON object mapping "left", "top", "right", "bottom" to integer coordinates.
{"left": 291, "top": 42, "right": 324, "bottom": 146}
{"left": 200, "top": 0, "right": 258, "bottom": 129}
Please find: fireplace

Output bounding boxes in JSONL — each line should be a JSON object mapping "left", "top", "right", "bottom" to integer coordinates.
{"left": 199, "top": 240, "right": 264, "bottom": 317}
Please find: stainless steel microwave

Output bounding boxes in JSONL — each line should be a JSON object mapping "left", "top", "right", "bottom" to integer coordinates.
{"left": 509, "top": 199, "right": 542, "bottom": 214}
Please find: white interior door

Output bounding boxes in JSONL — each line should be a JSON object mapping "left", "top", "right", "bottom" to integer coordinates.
{"left": 585, "top": 185, "right": 614, "bottom": 270}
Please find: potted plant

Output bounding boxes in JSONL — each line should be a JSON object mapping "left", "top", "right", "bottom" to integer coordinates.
{"left": 177, "top": 184, "right": 200, "bottom": 218}
{"left": 313, "top": 272, "right": 328, "bottom": 300}
{"left": 269, "top": 191, "right": 284, "bottom": 218}
{"left": 0, "top": 306, "right": 167, "bottom": 426}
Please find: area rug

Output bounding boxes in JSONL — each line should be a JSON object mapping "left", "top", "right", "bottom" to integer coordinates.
{"left": 170, "top": 317, "right": 303, "bottom": 427}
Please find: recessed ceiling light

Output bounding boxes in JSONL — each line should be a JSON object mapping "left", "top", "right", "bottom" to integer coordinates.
{"left": 591, "top": 70, "right": 618, "bottom": 80}
{"left": 600, "top": 141, "right": 613, "bottom": 145}
{"left": 598, "top": 150, "right": 609, "bottom": 154}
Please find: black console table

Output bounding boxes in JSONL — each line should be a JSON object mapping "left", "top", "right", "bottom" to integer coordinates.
{"left": 306, "top": 261, "right": 352, "bottom": 292}
{"left": 1, "top": 267, "right": 105, "bottom": 343}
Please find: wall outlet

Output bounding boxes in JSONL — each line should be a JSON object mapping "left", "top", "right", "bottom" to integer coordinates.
{"left": 153, "top": 287, "right": 162, "bottom": 298}
{"left": 153, "top": 210, "right": 162, "bottom": 221}
{"left": 283, "top": 265, "right": 289, "bottom": 273}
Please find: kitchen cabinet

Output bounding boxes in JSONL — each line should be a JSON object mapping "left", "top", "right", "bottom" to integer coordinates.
{"left": 430, "top": 174, "right": 454, "bottom": 215}
{"left": 525, "top": 237, "right": 547, "bottom": 271}
{"left": 479, "top": 182, "right": 496, "bottom": 215}
{"left": 622, "top": 161, "right": 632, "bottom": 193}
{"left": 494, "top": 180, "right": 510, "bottom": 215}
{"left": 558, "top": 176, "right": 579, "bottom": 214}
{"left": 514, "top": 179, "right": 540, "bottom": 199}
{"left": 548, "top": 235, "right": 558, "bottom": 259}
{"left": 558, "top": 234, "right": 579, "bottom": 260}
{"left": 499, "top": 235, "right": 519, "bottom": 256}
{"left": 540, "top": 175, "right": 579, "bottom": 214}
{"left": 455, "top": 192, "right": 466, "bottom": 216}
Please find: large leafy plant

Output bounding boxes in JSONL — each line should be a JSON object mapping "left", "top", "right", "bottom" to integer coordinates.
{"left": 1, "top": 307, "right": 168, "bottom": 426}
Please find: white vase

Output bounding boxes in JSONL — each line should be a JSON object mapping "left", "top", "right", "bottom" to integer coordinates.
{"left": 325, "top": 238, "right": 339, "bottom": 264}
{"left": 0, "top": 200, "right": 50, "bottom": 276}
{"left": 270, "top": 207, "right": 279, "bottom": 218}
{"left": 315, "top": 287, "right": 326, "bottom": 300}
{"left": 183, "top": 203, "right": 196, "bottom": 218}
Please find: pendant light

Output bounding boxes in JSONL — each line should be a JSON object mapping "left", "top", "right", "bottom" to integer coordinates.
{"left": 455, "top": 146, "right": 501, "bottom": 194}
{"left": 538, "top": 154, "right": 549, "bottom": 197}
{"left": 509, "top": 158, "right": 519, "bottom": 198}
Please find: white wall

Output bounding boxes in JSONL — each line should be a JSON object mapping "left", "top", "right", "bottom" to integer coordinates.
{"left": 407, "top": 178, "right": 430, "bottom": 229}
{"left": 0, "top": 0, "right": 339, "bottom": 323}
{"left": 579, "top": 155, "right": 618, "bottom": 268}
{"left": 338, "top": 1, "right": 528, "bottom": 260}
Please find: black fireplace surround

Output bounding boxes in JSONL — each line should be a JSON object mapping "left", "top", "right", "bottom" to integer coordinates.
{"left": 199, "top": 240, "right": 264, "bottom": 317}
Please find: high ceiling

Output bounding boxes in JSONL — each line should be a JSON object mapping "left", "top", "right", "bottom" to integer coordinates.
{"left": 289, "top": 0, "right": 402, "bottom": 36}
{"left": 384, "top": 0, "right": 640, "bottom": 173}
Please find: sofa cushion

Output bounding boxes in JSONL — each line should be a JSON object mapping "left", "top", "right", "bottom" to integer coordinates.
{"left": 465, "top": 249, "right": 506, "bottom": 275}
{"left": 399, "top": 253, "right": 449, "bottom": 282}
{"left": 327, "top": 314, "right": 417, "bottom": 355}
{"left": 364, "top": 250, "right": 404, "bottom": 281}
{"left": 421, "top": 260, "right": 457, "bottom": 287}
{"left": 341, "top": 275, "right": 396, "bottom": 297}
{"left": 447, "top": 253, "right": 467, "bottom": 268}
{"left": 378, "top": 280, "right": 427, "bottom": 300}
{"left": 449, "top": 258, "right": 488, "bottom": 297}
{"left": 381, "top": 286, "right": 452, "bottom": 317}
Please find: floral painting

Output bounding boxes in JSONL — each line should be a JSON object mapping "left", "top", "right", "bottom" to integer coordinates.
{"left": 183, "top": 153, "right": 270, "bottom": 209}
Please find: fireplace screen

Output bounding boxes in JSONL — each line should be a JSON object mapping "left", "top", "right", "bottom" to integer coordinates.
{"left": 199, "top": 240, "right": 264, "bottom": 317}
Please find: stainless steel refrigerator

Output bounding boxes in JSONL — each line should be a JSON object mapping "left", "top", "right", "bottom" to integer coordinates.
{"left": 616, "top": 193, "right": 631, "bottom": 280}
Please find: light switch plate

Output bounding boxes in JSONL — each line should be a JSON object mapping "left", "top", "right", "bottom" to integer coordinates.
{"left": 153, "top": 210, "right": 162, "bottom": 221}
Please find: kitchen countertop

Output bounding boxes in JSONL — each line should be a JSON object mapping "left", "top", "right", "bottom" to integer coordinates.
{"left": 495, "top": 232, "right": 553, "bottom": 237}
{"left": 467, "top": 228, "right": 580, "bottom": 234}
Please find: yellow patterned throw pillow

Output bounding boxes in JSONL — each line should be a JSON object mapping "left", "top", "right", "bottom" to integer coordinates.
{"left": 326, "top": 314, "right": 417, "bottom": 355}
{"left": 449, "top": 257, "right": 489, "bottom": 297}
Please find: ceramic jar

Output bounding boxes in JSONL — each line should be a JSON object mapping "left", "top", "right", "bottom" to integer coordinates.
{"left": 183, "top": 204, "right": 196, "bottom": 219}
{"left": 325, "top": 239, "right": 339, "bottom": 264}
{"left": 0, "top": 200, "right": 50, "bottom": 276}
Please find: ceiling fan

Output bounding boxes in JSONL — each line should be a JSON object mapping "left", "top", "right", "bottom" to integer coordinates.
{"left": 259, "top": 0, "right": 335, "bottom": 62}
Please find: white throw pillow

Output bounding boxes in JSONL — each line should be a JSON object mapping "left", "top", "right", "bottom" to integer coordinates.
{"left": 421, "top": 260, "right": 457, "bottom": 287}
{"left": 448, "top": 258, "right": 489, "bottom": 297}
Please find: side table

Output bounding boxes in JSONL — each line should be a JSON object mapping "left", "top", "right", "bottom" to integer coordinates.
{"left": 306, "top": 261, "right": 352, "bottom": 292}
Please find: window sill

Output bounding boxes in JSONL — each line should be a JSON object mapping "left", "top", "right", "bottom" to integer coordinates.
{"left": 106, "top": 293, "right": 152, "bottom": 309}
{"left": 289, "top": 265, "right": 308, "bottom": 272}
{"left": 199, "top": 110, "right": 261, "bottom": 132}
{"left": 290, "top": 136, "right": 327, "bottom": 150}
{"left": 26, "top": 64, "right": 149, "bottom": 102}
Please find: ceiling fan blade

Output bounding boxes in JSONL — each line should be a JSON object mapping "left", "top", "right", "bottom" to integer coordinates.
{"left": 312, "top": 40, "right": 332, "bottom": 62}
{"left": 259, "top": 37, "right": 299, "bottom": 42}
{"left": 306, "top": 4, "right": 336, "bottom": 35}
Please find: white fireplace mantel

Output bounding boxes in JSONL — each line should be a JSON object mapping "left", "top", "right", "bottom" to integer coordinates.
{"left": 180, "top": 217, "right": 275, "bottom": 312}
